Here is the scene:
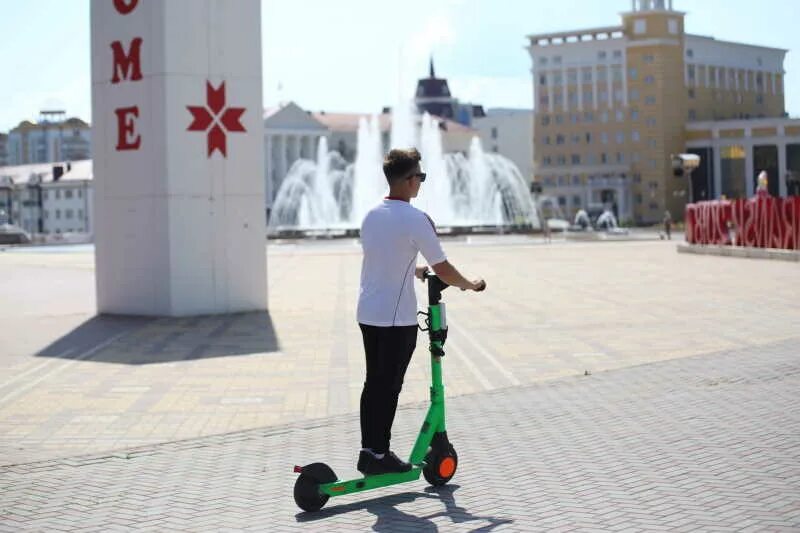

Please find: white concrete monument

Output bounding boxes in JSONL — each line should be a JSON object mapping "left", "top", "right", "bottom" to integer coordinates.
{"left": 91, "top": 0, "right": 267, "bottom": 316}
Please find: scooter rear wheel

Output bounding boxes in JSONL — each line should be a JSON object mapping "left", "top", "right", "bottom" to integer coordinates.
{"left": 423, "top": 444, "right": 458, "bottom": 486}
{"left": 293, "top": 462, "right": 337, "bottom": 512}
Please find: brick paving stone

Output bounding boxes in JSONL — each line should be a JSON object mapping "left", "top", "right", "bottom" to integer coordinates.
{"left": 0, "top": 337, "right": 798, "bottom": 531}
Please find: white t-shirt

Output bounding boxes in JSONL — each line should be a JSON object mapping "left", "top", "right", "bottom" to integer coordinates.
{"left": 357, "top": 199, "right": 447, "bottom": 327}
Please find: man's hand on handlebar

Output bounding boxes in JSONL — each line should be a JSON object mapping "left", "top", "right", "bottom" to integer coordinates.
{"left": 415, "top": 266, "right": 429, "bottom": 280}
{"left": 463, "top": 279, "right": 486, "bottom": 292}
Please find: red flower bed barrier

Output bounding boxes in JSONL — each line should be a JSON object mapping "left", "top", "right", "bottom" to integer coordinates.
{"left": 685, "top": 196, "right": 800, "bottom": 250}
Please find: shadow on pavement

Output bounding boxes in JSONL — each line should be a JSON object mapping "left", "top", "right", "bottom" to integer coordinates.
{"left": 35, "top": 311, "right": 280, "bottom": 364}
{"left": 296, "top": 484, "right": 514, "bottom": 532}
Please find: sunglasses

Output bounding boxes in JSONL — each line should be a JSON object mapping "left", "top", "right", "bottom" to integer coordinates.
{"left": 408, "top": 172, "right": 427, "bottom": 182}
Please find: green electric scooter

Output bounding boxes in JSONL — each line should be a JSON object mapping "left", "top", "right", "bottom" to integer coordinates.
{"left": 293, "top": 271, "right": 477, "bottom": 512}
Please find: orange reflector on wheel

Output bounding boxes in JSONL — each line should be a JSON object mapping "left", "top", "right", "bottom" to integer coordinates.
{"left": 439, "top": 457, "right": 456, "bottom": 478}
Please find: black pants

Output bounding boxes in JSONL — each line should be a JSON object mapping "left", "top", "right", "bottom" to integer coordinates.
{"left": 359, "top": 323, "right": 418, "bottom": 454}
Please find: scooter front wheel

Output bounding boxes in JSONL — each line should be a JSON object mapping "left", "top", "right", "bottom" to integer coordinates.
{"left": 293, "top": 462, "right": 336, "bottom": 512}
{"left": 423, "top": 444, "right": 458, "bottom": 486}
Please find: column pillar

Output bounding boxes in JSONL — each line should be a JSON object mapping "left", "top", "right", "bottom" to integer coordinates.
{"left": 622, "top": 58, "right": 629, "bottom": 107}
{"left": 713, "top": 141, "right": 722, "bottom": 198}
{"left": 265, "top": 134, "right": 273, "bottom": 206}
{"left": 278, "top": 134, "right": 287, "bottom": 187}
{"left": 606, "top": 66, "right": 613, "bottom": 108}
{"left": 562, "top": 67, "right": 568, "bottom": 113}
{"left": 592, "top": 65, "right": 599, "bottom": 110}
{"left": 577, "top": 68, "right": 583, "bottom": 112}
{"left": 547, "top": 70, "right": 555, "bottom": 114}
{"left": 91, "top": 0, "right": 267, "bottom": 316}
{"left": 778, "top": 140, "right": 788, "bottom": 197}
{"left": 745, "top": 141, "right": 754, "bottom": 197}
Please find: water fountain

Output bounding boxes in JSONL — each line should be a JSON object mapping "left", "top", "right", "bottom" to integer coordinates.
{"left": 267, "top": 104, "right": 540, "bottom": 236}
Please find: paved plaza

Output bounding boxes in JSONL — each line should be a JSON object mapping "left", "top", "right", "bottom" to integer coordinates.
{"left": 1, "top": 235, "right": 799, "bottom": 530}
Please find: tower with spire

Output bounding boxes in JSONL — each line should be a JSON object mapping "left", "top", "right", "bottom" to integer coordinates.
{"left": 413, "top": 57, "right": 485, "bottom": 126}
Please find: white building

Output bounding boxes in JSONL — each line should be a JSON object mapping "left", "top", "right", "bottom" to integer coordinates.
{"left": 0, "top": 160, "right": 93, "bottom": 236}
{"left": 473, "top": 108, "right": 534, "bottom": 181}
{"left": 6, "top": 111, "right": 91, "bottom": 166}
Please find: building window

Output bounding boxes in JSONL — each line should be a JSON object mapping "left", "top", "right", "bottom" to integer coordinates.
{"left": 43, "top": 210, "right": 48, "bottom": 219}
{"left": 583, "top": 111, "right": 594, "bottom": 123}
{"left": 570, "top": 112, "right": 579, "bottom": 124}
{"left": 55, "top": 209, "right": 61, "bottom": 219}
{"left": 687, "top": 65, "right": 695, "bottom": 81}
{"left": 648, "top": 138, "right": 657, "bottom": 148}
{"left": 615, "top": 110, "right": 624, "bottom": 122}
{"left": 541, "top": 115, "right": 550, "bottom": 126}
{"left": 688, "top": 109, "right": 697, "bottom": 121}
{"left": 598, "top": 51, "right": 607, "bottom": 60}
{"left": 688, "top": 88, "right": 695, "bottom": 99}
{"left": 585, "top": 132, "right": 593, "bottom": 144}
{"left": 634, "top": 19, "right": 647, "bottom": 35}
{"left": 669, "top": 19, "right": 679, "bottom": 35}
{"left": 42, "top": 190, "right": 48, "bottom": 200}
{"left": 554, "top": 94, "right": 563, "bottom": 105}
{"left": 630, "top": 89, "right": 640, "bottom": 101}
{"left": 614, "top": 89, "right": 624, "bottom": 102}
{"left": 645, "top": 95, "right": 656, "bottom": 105}
{"left": 601, "top": 132, "right": 609, "bottom": 144}
{"left": 631, "top": 109, "right": 640, "bottom": 120}
{"left": 573, "top": 195, "right": 581, "bottom": 206}
{"left": 613, "top": 68, "right": 623, "bottom": 82}
{"left": 65, "top": 209, "right": 73, "bottom": 219}
{"left": 636, "top": 194, "right": 643, "bottom": 204}
{"left": 644, "top": 75, "right": 655, "bottom": 85}
{"left": 756, "top": 94, "right": 764, "bottom": 104}
{"left": 598, "top": 90, "right": 608, "bottom": 104}
{"left": 544, "top": 136, "right": 551, "bottom": 145}
{"left": 491, "top": 127, "right": 498, "bottom": 139}
{"left": 649, "top": 159, "right": 658, "bottom": 169}
{"left": 631, "top": 152, "right": 641, "bottom": 163}
{"left": 77, "top": 189, "right": 82, "bottom": 198}
{"left": 632, "top": 131, "right": 640, "bottom": 142}
{"left": 55, "top": 189, "right": 61, "bottom": 199}
{"left": 616, "top": 152, "right": 625, "bottom": 163}
{"left": 649, "top": 202, "right": 660, "bottom": 210}
{"left": 583, "top": 69, "right": 593, "bottom": 83}
{"left": 568, "top": 70, "right": 578, "bottom": 85}
{"left": 553, "top": 72, "right": 563, "bottom": 86}
{"left": 629, "top": 67, "right": 638, "bottom": 80}
{"left": 553, "top": 56, "right": 562, "bottom": 65}
{"left": 600, "top": 111, "right": 609, "bottom": 123}
{"left": 643, "top": 54, "right": 654, "bottom": 63}
{"left": 601, "top": 153, "right": 608, "bottom": 164}
{"left": 571, "top": 134, "right": 581, "bottom": 145}
{"left": 65, "top": 190, "right": 73, "bottom": 199}
{"left": 556, "top": 155, "right": 566, "bottom": 166}
{"left": 539, "top": 74, "right": 547, "bottom": 85}
{"left": 556, "top": 134, "right": 565, "bottom": 145}
{"left": 555, "top": 114, "right": 564, "bottom": 125}
{"left": 571, "top": 176, "right": 581, "bottom": 185}
{"left": 616, "top": 131, "right": 625, "bottom": 144}
{"left": 685, "top": 48, "right": 693, "bottom": 58}
{"left": 646, "top": 117, "right": 657, "bottom": 127}
{"left": 597, "top": 68, "right": 608, "bottom": 82}
{"left": 539, "top": 57, "right": 548, "bottom": 66}
{"left": 78, "top": 209, "right": 83, "bottom": 219}
{"left": 583, "top": 90, "right": 593, "bottom": 106}
{"left": 571, "top": 154, "right": 581, "bottom": 165}
{"left": 558, "top": 196, "right": 567, "bottom": 206}
{"left": 613, "top": 50, "right": 622, "bottom": 59}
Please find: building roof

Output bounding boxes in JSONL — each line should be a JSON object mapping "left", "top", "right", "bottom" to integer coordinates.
{"left": 311, "top": 111, "right": 475, "bottom": 135}
{"left": 0, "top": 160, "right": 92, "bottom": 186}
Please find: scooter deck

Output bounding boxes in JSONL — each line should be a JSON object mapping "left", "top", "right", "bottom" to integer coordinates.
{"left": 319, "top": 466, "right": 424, "bottom": 497}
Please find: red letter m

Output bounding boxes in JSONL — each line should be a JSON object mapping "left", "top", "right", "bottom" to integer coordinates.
{"left": 110, "top": 38, "right": 143, "bottom": 83}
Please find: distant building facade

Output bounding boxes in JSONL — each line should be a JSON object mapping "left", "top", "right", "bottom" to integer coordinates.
{"left": 473, "top": 108, "right": 535, "bottom": 181}
{"left": 414, "top": 59, "right": 486, "bottom": 127}
{"left": 0, "top": 160, "right": 93, "bottom": 236}
{"left": 528, "top": 0, "right": 789, "bottom": 223}
{"left": 6, "top": 111, "right": 91, "bottom": 166}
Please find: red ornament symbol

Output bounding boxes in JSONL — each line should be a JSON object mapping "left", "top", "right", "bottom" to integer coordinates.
{"left": 187, "top": 81, "right": 246, "bottom": 157}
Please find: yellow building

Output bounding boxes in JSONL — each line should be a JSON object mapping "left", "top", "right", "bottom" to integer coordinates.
{"left": 528, "top": 0, "right": 788, "bottom": 223}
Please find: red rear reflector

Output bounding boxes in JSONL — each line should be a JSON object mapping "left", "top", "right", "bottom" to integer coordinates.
{"left": 330, "top": 486, "right": 346, "bottom": 492}
{"left": 293, "top": 465, "right": 303, "bottom": 473}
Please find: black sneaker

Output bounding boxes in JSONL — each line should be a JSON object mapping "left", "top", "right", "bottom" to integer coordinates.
{"left": 357, "top": 450, "right": 412, "bottom": 475}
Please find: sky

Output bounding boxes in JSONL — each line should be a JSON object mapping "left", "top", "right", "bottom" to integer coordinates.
{"left": 0, "top": 0, "right": 798, "bottom": 132}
